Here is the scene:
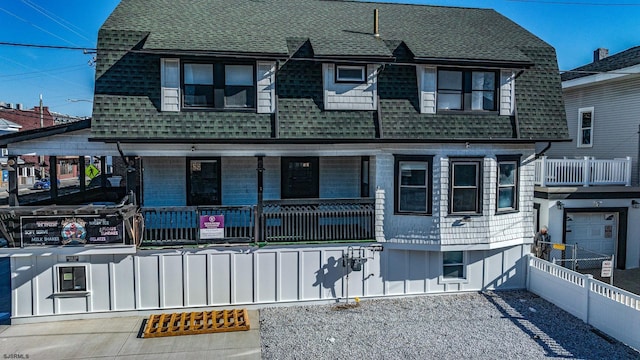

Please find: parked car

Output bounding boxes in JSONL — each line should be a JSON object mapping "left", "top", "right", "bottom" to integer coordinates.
{"left": 87, "top": 174, "right": 123, "bottom": 188}
{"left": 32, "top": 178, "right": 60, "bottom": 190}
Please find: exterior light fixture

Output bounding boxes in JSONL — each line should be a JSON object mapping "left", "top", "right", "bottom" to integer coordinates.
{"left": 555, "top": 201, "right": 564, "bottom": 210}
{"left": 632, "top": 200, "right": 640, "bottom": 209}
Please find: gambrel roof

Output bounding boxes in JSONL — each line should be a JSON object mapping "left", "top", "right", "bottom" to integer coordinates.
{"left": 93, "top": 0, "right": 569, "bottom": 142}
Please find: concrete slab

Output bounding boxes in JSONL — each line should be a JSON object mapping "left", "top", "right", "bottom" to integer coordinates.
{"left": 0, "top": 311, "right": 261, "bottom": 360}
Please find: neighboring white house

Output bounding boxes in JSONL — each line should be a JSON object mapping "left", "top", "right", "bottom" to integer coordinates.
{"left": 534, "top": 47, "right": 640, "bottom": 271}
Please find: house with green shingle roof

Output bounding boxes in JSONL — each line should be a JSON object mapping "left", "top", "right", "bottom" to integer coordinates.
{"left": 0, "top": 0, "right": 575, "bottom": 319}
{"left": 92, "top": 0, "right": 570, "bottom": 248}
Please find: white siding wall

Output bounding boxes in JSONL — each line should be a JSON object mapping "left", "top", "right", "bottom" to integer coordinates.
{"left": 548, "top": 76, "right": 640, "bottom": 185}
{"left": 323, "top": 64, "right": 378, "bottom": 111}
{"left": 256, "top": 61, "right": 276, "bottom": 114}
{"left": 142, "top": 157, "right": 186, "bottom": 206}
{"left": 9, "top": 244, "right": 528, "bottom": 320}
{"left": 319, "top": 157, "right": 361, "bottom": 198}
{"left": 376, "top": 145, "right": 535, "bottom": 248}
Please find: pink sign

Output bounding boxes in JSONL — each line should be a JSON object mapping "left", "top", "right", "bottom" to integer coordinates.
{"left": 199, "top": 215, "right": 224, "bottom": 239}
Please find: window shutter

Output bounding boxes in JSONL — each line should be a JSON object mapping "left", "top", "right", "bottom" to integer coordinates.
{"left": 256, "top": 61, "right": 276, "bottom": 114}
{"left": 418, "top": 66, "right": 436, "bottom": 114}
{"left": 161, "top": 58, "right": 180, "bottom": 112}
{"left": 500, "top": 70, "right": 515, "bottom": 116}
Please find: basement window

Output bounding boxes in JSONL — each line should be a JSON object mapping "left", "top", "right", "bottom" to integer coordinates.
{"left": 57, "top": 265, "right": 87, "bottom": 292}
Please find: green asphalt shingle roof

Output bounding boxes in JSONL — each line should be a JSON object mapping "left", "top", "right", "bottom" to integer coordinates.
{"left": 92, "top": 0, "right": 569, "bottom": 142}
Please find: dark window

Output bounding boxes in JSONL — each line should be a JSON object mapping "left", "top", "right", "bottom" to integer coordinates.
{"left": 336, "top": 65, "right": 365, "bottom": 83}
{"left": 281, "top": 157, "right": 319, "bottom": 199}
{"left": 578, "top": 107, "right": 594, "bottom": 147}
{"left": 437, "top": 69, "right": 497, "bottom": 111}
{"left": 450, "top": 159, "right": 482, "bottom": 214}
{"left": 182, "top": 62, "right": 255, "bottom": 109}
{"left": 394, "top": 155, "right": 433, "bottom": 215}
{"left": 497, "top": 156, "right": 520, "bottom": 212}
{"left": 184, "top": 63, "right": 214, "bottom": 107}
{"left": 188, "top": 158, "right": 221, "bottom": 205}
{"left": 361, "top": 156, "right": 370, "bottom": 197}
{"left": 443, "top": 251, "right": 465, "bottom": 279}
{"left": 225, "top": 65, "right": 255, "bottom": 108}
{"left": 58, "top": 266, "right": 86, "bottom": 292}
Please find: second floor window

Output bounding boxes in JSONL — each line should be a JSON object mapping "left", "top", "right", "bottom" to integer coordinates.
{"left": 183, "top": 62, "right": 255, "bottom": 109}
{"left": 437, "top": 69, "right": 497, "bottom": 112}
{"left": 577, "top": 107, "right": 594, "bottom": 147}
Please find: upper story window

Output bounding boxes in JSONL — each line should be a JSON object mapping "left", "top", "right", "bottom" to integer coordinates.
{"left": 449, "top": 158, "right": 483, "bottom": 215}
{"left": 394, "top": 155, "right": 433, "bottom": 215}
{"left": 496, "top": 155, "right": 519, "bottom": 212}
{"left": 336, "top": 65, "right": 366, "bottom": 83}
{"left": 437, "top": 69, "right": 497, "bottom": 112}
{"left": 577, "top": 107, "right": 594, "bottom": 147}
{"left": 184, "top": 64, "right": 214, "bottom": 107}
{"left": 182, "top": 62, "right": 255, "bottom": 109}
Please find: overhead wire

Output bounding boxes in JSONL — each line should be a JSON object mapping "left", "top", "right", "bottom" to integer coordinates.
{"left": 0, "top": 7, "right": 83, "bottom": 48}
{"left": 19, "top": 0, "right": 93, "bottom": 42}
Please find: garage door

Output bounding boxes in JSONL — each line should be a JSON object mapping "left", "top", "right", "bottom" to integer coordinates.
{"left": 565, "top": 212, "right": 617, "bottom": 264}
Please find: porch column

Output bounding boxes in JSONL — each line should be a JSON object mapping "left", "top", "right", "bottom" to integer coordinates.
{"left": 125, "top": 156, "right": 137, "bottom": 205}
{"left": 7, "top": 156, "right": 18, "bottom": 207}
{"left": 256, "top": 155, "right": 265, "bottom": 242}
{"left": 49, "top": 156, "right": 58, "bottom": 199}
{"left": 78, "top": 156, "right": 86, "bottom": 192}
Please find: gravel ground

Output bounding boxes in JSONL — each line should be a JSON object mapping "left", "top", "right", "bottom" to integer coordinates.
{"left": 260, "top": 291, "right": 639, "bottom": 360}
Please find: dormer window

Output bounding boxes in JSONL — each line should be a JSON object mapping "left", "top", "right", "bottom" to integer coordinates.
{"left": 336, "top": 65, "right": 366, "bottom": 83}
{"left": 437, "top": 69, "right": 497, "bottom": 112}
{"left": 181, "top": 62, "right": 255, "bottom": 109}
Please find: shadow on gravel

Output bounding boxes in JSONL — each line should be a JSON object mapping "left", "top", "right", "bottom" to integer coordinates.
{"left": 483, "top": 291, "right": 638, "bottom": 359}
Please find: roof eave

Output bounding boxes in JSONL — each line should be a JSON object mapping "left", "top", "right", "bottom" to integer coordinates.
{"left": 414, "top": 57, "right": 534, "bottom": 69}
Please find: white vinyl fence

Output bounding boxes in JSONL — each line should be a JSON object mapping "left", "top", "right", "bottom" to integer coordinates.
{"left": 527, "top": 255, "right": 640, "bottom": 350}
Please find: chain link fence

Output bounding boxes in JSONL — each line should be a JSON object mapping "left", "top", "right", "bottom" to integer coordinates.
{"left": 534, "top": 240, "right": 614, "bottom": 284}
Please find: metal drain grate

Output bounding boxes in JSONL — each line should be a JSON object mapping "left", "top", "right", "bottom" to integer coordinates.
{"left": 143, "top": 309, "right": 250, "bottom": 338}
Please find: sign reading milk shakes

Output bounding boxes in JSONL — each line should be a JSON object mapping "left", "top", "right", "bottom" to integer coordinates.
{"left": 199, "top": 215, "right": 224, "bottom": 239}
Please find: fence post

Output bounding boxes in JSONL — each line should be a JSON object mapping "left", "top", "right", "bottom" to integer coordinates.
{"left": 583, "top": 156, "right": 590, "bottom": 187}
{"left": 584, "top": 274, "right": 593, "bottom": 324}
{"left": 539, "top": 156, "right": 547, "bottom": 187}
{"left": 375, "top": 187, "right": 385, "bottom": 242}
{"left": 625, "top": 157, "right": 632, "bottom": 186}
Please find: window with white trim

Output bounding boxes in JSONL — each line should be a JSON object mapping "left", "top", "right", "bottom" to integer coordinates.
{"left": 496, "top": 156, "right": 519, "bottom": 212}
{"left": 577, "top": 107, "right": 594, "bottom": 147}
{"left": 442, "top": 251, "right": 465, "bottom": 280}
{"left": 450, "top": 159, "right": 482, "bottom": 214}
{"left": 182, "top": 62, "right": 255, "bottom": 109}
{"left": 336, "top": 65, "right": 365, "bottom": 83}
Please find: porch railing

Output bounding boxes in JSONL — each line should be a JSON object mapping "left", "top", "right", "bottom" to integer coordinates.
{"left": 141, "top": 198, "right": 375, "bottom": 245}
{"left": 534, "top": 156, "right": 632, "bottom": 187}
{"left": 141, "top": 206, "right": 254, "bottom": 245}
{"left": 261, "top": 198, "right": 375, "bottom": 242}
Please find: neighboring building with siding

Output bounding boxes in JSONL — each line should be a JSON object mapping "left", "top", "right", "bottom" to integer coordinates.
{"left": 1, "top": 0, "right": 573, "bottom": 321}
{"left": 534, "top": 47, "right": 640, "bottom": 272}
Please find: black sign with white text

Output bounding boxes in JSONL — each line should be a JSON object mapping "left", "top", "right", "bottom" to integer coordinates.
{"left": 20, "top": 215, "right": 125, "bottom": 246}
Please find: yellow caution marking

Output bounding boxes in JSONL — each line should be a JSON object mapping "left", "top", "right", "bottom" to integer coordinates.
{"left": 553, "top": 243, "right": 566, "bottom": 251}
{"left": 143, "top": 309, "right": 250, "bottom": 338}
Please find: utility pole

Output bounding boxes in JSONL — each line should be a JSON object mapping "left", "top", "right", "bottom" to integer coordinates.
{"left": 39, "top": 94, "right": 45, "bottom": 178}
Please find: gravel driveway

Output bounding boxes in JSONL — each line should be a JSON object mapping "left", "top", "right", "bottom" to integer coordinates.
{"left": 260, "top": 290, "right": 639, "bottom": 359}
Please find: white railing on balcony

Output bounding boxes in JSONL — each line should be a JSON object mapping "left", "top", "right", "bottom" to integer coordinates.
{"left": 534, "top": 156, "right": 632, "bottom": 187}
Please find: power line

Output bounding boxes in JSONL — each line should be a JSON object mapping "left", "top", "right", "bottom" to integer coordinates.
{"left": 20, "top": 0, "right": 93, "bottom": 43}
{"left": 0, "top": 7, "right": 83, "bottom": 47}
{"left": 0, "top": 41, "right": 94, "bottom": 52}
{"left": 507, "top": 0, "right": 640, "bottom": 5}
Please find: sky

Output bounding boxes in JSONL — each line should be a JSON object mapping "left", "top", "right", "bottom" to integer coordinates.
{"left": 0, "top": 0, "right": 639, "bottom": 118}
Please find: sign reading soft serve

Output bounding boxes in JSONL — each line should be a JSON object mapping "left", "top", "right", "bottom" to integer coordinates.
{"left": 21, "top": 215, "right": 125, "bottom": 246}
{"left": 199, "top": 215, "right": 224, "bottom": 239}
